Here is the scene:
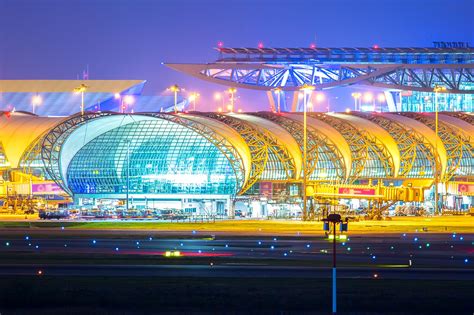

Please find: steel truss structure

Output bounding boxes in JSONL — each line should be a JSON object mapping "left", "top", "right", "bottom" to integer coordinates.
{"left": 41, "top": 112, "right": 115, "bottom": 194}
{"left": 1, "top": 110, "right": 469, "bottom": 200}
{"left": 167, "top": 47, "right": 474, "bottom": 93}
{"left": 145, "top": 113, "right": 247, "bottom": 194}
{"left": 400, "top": 113, "right": 474, "bottom": 181}
{"left": 200, "top": 113, "right": 296, "bottom": 188}
{"left": 251, "top": 112, "right": 346, "bottom": 181}
{"left": 310, "top": 113, "right": 395, "bottom": 182}
{"left": 352, "top": 112, "right": 437, "bottom": 179}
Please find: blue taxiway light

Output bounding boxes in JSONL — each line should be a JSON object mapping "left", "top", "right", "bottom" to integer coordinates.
{"left": 414, "top": 237, "right": 418, "bottom": 242}
{"left": 92, "top": 240, "right": 96, "bottom": 244}
{"left": 225, "top": 244, "right": 228, "bottom": 248}
{"left": 115, "top": 247, "right": 119, "bottom": 251}
{"left": 258, "top": 241, "right": 262, "bottom": 245}
{"left": 306, "top": 244, "right": 310, "bottom": 248}
{"left": 25, "top": 236, "right": 29, "bottom": 240}
{"left": 270, "top": 245, "right": 275, "bottom": 250}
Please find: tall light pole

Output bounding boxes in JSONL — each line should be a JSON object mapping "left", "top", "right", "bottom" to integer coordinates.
{"left": 73, "top": 83, "right": 88, "bottom": 115}
{"left": 300, "top": 84, "right": 314, "bottom": 221}
{"left": 125, "top": 139, "right": 131, "bottom": 212}
{"left": 32, "top": 94, "right": 42, "bottom": 115}
{"left": 214, "top": 92, "right": 224, "bottom": 109}
{"left": 272, "top": 87, "right": 282, "bottom": 113}
{"left": 433, "top": 84, "right": 446, "bottom": 216}
{"left": 228, "top": 87, "right": 237, "bottom": 112}
{"left": 168, "top": 84, "right": 181, "bottom": 113}
{"left": 189, "top": 92, "right": 200, "bottom": 111}
{"left": 351, "top": 92, "right": 361, "bottom": 111}
{"left": 323, "top": 214, "right": 347, "bottom": 315}
{"left": 377, "top": 93, "right": 386, "bottom": 112}
{"left": 123, "top": 95, "right": 134, "bottom": 113}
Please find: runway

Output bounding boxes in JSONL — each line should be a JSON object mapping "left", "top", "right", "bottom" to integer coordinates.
{"left": 0, "top": 231, "right": 471, "bottom": 279}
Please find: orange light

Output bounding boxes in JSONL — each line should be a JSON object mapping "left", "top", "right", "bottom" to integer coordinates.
{"left": 217, "top": 107, "right": 222, "bottom": 113}
{"left": 377, "top": 93, "right": 385, "bottom": 102}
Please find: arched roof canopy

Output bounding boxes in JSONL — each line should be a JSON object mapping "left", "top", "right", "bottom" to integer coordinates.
{"left": 383, "top": 113, "right": 448, "bottom": 180}
{"left": 0, "top": 112, "right": 64, "bottom": 168}
{"left": 282, "top": 112, "right": 351, "bottom": 181}
{"left": 330, "top": 113, "right": 400, "bottom": 177}
{"left": 229, "top": 113, "right": 302, "bottom": 180}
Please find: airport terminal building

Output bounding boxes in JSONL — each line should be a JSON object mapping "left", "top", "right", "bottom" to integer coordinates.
{"left": 1, "top": 103, "right": 473, "bottom": 217}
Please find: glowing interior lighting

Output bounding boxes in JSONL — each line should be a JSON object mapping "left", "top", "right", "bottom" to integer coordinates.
{"left": 114, "top": 93, "right": 121, "bottom": 99}
{"left": 364, "top": 92, "right": 373, "bottom": 102}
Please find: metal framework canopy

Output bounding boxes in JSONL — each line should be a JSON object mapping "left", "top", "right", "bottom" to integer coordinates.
{"left": 166, "top": 47, "right": 474, "bottom": 93}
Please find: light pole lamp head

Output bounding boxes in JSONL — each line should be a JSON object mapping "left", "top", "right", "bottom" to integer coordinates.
{"left": 433, "top": 85, "right": 447, "bottom": 93}
{"left": 272, "top": 87, "right": 282, "bottom": 94}
{"left": 73, "top": 83, "right": 88, "bottom": 94}
{"left": 32, "top": 95, "right": 42, "bottom": 105}
{"left": 168, "top": 84, "right": 180, "bottom": 92}
{"left": 299, "top": 84, "right": 315, "bottom": 94}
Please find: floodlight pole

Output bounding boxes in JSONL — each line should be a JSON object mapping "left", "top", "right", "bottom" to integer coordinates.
{"left": 126, "top": 140, "right": 130, "bottom": 211}
{"left": 332, "top": 220, "right": 337, "bottom": 315}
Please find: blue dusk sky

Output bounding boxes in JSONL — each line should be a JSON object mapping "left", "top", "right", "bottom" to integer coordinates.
{"left": 0, "top": 0, "right": 472, "bottom": 111}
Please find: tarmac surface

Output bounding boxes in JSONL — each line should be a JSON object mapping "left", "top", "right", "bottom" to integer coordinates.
{"left": 0, "top": 230, "right": 472, "bottom": 280}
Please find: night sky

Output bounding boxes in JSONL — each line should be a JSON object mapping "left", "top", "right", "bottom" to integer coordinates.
{"left": 0, "top": 0, "right": 472, "bottom": 111}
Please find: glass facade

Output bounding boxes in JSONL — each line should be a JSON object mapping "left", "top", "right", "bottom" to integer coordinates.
{"left": 67, "top": 119, "right": 238, "bottom": 195}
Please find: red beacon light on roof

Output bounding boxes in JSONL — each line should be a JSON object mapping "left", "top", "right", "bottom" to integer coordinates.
{"left": 217, "top": 41, "right": 224, "bottom": 48}
{"left": 310, "top": 43, "right": 316, "bottom": 49}
{"left": 258, "top": 42, "right": 264, "bottom": 49}
{"left": 373, "top": 44, "right": 380, "bottom": 49}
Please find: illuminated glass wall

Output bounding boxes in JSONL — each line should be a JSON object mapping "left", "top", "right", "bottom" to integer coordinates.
{"left": 67, "top": 119, "right": 238, "bottom": 195}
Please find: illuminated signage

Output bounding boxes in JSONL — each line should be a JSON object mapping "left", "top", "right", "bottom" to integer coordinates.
{"left": 433, "top": 41, "right": 470, "bottom": 48}
{"left": 338, "top": 187, "right": 376, "bottom": 196}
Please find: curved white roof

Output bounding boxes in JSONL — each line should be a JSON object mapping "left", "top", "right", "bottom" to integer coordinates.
{"left": 230, "top": 113, "right": 302, "bottom": 179}
{"left": 284, "top": 113, "right": 352, "bottom": 180}
{"left": 0, "top": 112, "right": 64, "bottom": 167}
{"left": 382, "top": 113, "right": 448, "bottom": 179}
{"left": 331, "top": 113, "right": 400, "bottom": 177}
